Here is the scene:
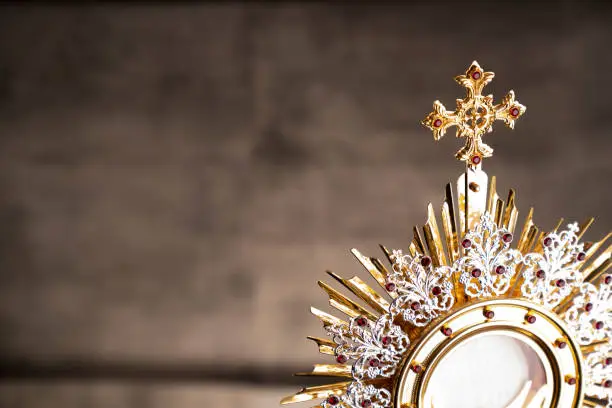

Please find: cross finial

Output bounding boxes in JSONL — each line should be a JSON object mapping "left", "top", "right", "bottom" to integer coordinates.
{"left": 422, "top": 61, "right": 526, "bottom": 167}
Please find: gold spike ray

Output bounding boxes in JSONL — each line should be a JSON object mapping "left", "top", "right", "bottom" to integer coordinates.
{"left": 552, "top": 217, "right": 565, "bottom": 232}
{"left": 318, "top": 281, "right": 379, "bottom": 320}
{"left": 422, "top": 203, "right": 448, "bottom": 267}
{"left": 501, "top": 189, "right": 518, "bottom": 233}
{"left": 583, "top": 245, "right": 611, "bottom": 283}
{"left": 486, "top": 176, "right": 498, "bottom": 215}
{"left": 350, "top": 249, "right": 392, "bottom": 295}
{"left": 295, "top": 364, "right": 353, "bottom": 378}
{"left": 326, "top": 272, "right": 390, "bottom": 315}
{"left": 379, "top": 244, "right": 394, "bottom": 265}
{"left": 494, "top": 198, "right": 505, "bottom": 226}
{"left": 577, "top": 217, "right": 595, "bottom": 240}
{"left": 516, "top": 208, "right": 535, "bottom": 253}
{"left": 412, "top": 226, "right": 427, "bottom": 255}
{"left": 441, "top": 183, "right": 460, "bottom": 264}
{"left": 307, "top": 336, "right": 336, "bottom": 355}
{"left": 310, "top": 306, "right": 348, "bottom": 328}
{"left": 280, "top": 381, "right": 352, "bottom": 405}
{"left": 582, "top": 232, "right": 611, "bottom": 266}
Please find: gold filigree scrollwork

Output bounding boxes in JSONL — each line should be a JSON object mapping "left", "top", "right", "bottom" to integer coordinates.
{"left": 422, "top": 61, "right": 526, "bottom": 166}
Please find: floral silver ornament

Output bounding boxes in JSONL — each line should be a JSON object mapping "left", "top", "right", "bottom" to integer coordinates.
{"left": 564, "top": 280, "right": 611, "bottom": 345}
{"left": 521, "top": 223, "right": 584, "bottom": 308}
{"left": 582, "top": 343, "right": 612, "bottom": 401}
{"left": 455, "top": 213, "right": 522, "bottom": 298}
{"left": 388, "top": 250, "right": 454, "bottom": 325}
{"left": 337, "top": 382, "right": 392, "bottom": 408}
{"left": 326, "top": 313, "right": 409, "bottom": 380}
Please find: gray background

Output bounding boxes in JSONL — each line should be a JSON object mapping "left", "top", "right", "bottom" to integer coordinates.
{"left": 0, "top": 2, "right": 610, "bottom": 407}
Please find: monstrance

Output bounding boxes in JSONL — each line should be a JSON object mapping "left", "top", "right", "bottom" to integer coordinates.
{"left": 280, "top": 61, "right": 611, "bottom": 408}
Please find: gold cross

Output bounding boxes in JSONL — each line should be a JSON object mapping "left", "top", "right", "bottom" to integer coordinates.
{"left": 422, "top": 61, "right": 526, "bottom": 166}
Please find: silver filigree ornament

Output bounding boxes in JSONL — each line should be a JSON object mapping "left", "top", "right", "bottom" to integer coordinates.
{"left": 455, "top": 213, "right": 522, "bottom": 298}
{"left": 326, "top": 313, "right": 409, "bottom": 381}
{"left": 521, "top": 222, "right": 585, "bottom": 308}
{"left": 387, "top": 251, "right": 454, "bottom": 325}
{"left": 564, "top": 279, "right": 612, "bottom": 345}
{"left": 325, "top": 382, "right": 392, "bottom": 408}
{"left": 318, "top": 216, "right": 607, "bottom": 408}
{"left": 581, "top": 343, "right": 612, "bottom": 401}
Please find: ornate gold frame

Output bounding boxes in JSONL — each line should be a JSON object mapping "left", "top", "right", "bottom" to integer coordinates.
{"left": 280, "top": 62, "right": 611, "bottom": 408}
{"left": 395, "top": 299, "right": 583, "bottom": 408}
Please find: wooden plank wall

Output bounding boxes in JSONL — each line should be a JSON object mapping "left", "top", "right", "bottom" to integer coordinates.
{"left": 0, "top": 3, "right": 610, "bottom": 407}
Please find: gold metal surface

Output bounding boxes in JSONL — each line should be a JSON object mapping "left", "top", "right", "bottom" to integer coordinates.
{"left": 423, "top": 204, "right": 447, "bottom": 268}
{"left": 318, "top": 280, "right": 378, "bottom": 320}
{"left": 283, "top": 61, "right": 611, "bottom": 408}
{"left": 422, "top": 61, "right": 526, "bottom": 165}
{"left": 310, "top": 306, "right": 348, "bottom": 328}
{"left": 395, "top": 299, "right": 584, "bottom": 408}
{"left": 351, "top": 248, "right": 391, "bottom": 294}
{"left": 582, "top": 246, "right": 612, "bottom": 283}
{"left": 285, "top": 177, "right": 610, "bottom": 408}
{"left": 516, "top": 208, "right": 535, "bottom": 253}
{"left": 412, "top": 227, "right": 427, "bottom": 256}
{"left": 280, "top": 381, "right": 352, "bottom": 404}
{"left": 441, "top": 185, "right": 459, "bottom": 264}
{"left": 326, "top": 272, "right": 390, "bottom": 314}
{"left": 295, "top": 364, "right": 353, "bottom": 378}
{"left": 502, "top": 189, "right": 519, "bottom": 233}
{"left": 307, "top": 336, "right": 336, "bottom": 355}
{"left": 458, "top": 167, "right": 489, "bottom": 233}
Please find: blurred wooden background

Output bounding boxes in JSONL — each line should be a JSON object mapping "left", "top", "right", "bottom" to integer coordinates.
{"left": 0, "top": 2, "right": 610, "bottom": 407}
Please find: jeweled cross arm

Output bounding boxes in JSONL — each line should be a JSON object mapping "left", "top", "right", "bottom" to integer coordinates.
{"left": 422, "top": 61, "right": 526, "bottom": 167}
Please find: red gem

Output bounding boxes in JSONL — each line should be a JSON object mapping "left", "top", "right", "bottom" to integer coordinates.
{"left": 369, "top": 358, "right": 380, "bottom": 368}
{"left": 536, "top": 269, "right": 546, "bottom": 279}
{"left": 605, "top": 275, "right": 612, "bottom": 284}
{"left": 567, "top": 377, "right": 577, "bottom": 385}
{"left": 327, "top": 396, "right": 340, "bottom": 405}
{"left": 471, "top": 268, "right": 482, "bottom": 278}
{"left": 471, "top": 156, "right": 481, "bottom": 165}
{"left": 385, "top": 282, "right": 396, "bottom": 292}
{"left": 557, "top": 340, "right": 567, "bottom": 349}
{"left": 483, "top": 310, "right": 495, "bottom": 319}
{"left": 361, "top": 400, "right": 372, "bottom": 408}
{"left": 543, "top": 237, "right": 552, "bottom": 247}
{"left": 411, "top": 364, "right": 423, "bottom": 373}
{"left": 433, "top": 119, "right": 443, "bottom": 128}
{"left": 585, "top": 303, "right": 594, "bottom": 312}
{"left": 595, "top": 321, "right": 604, "bottom": 330}
{"left": 336, "top": 354, "right": 348, "bottom": 364}
{"left": 576, "top": 252, "right": 586, "bottom": 261}
{"left": 432, "top": 286, "right": 442, "bottom": 296}
{"left": 526, "top": 315, "right": 537, "bottom": 324}
{"left": 471, "top": 71, "right": 481, "bottom": 80}
{"left": 461, "top": 239, "right": 472, "bottom": 249}
{"left": 495, "top": 265, "right": 506, "bottom": 275}
{"left": 502, "top": 233, "right": 513, "bottom": 244}
{"left": 441, "top": 327, "right": 452, "bottom": 336}
{"left": 356, "top": 316, "right": 368, "bottom": 327}
{"left": 604, "top": 380, "right": 612, "bottom": 388}
{"left": 510, "top": 107, "right": 520, "bottom": 117}
{"left": 382, "top": 336, "right": 392, "bottom": 346}
{"left": 421, "top": 256, "right": 432, "bottom": 267}
{"left": 411, "top": 301, "right": 421, "bottom": 311}
{"left": 556, "top": 279, "right": 566, "bottom": 288}
{"left": 605, "top": 357, "right": 612, "bottom": 366}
